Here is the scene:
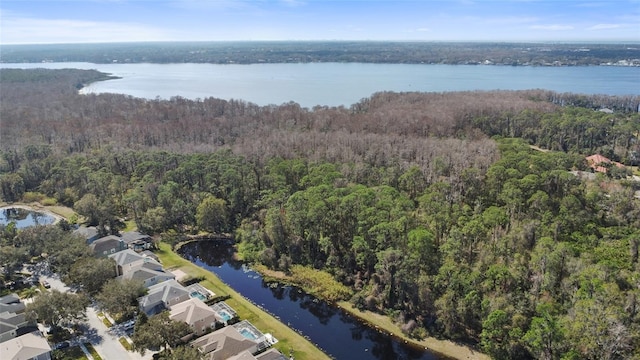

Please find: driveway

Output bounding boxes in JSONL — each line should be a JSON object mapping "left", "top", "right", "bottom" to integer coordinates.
{"left": 38, "top": 272, "right": 152, "bottom": 360}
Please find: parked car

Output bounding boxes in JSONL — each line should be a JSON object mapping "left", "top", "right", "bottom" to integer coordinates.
{"left": 122, "top": 319, "right": 135, "bottom": 330}
{"left": 54, "top": 341, "right": 70, "bottom": 349}
{"left": 40, "top": 280, "right": 50, "bottom": 289}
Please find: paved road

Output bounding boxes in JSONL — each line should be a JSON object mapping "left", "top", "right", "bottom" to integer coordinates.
{"left": 38, "top": 272, "right": 152, "bottom": 360}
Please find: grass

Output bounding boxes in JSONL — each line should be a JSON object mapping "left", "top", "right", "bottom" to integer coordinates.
{"left": 101, "top": 317, "right": 112, "bottom": 328}
{"left": 156, "top": 242, "right": 330, "bottom": 360}
{"left": 337, "top": 301, "right": 490, "bottom": 360}
{"left": 84, "top": 343, "right": 103, "bottom": 360}
{"left": 56, "top": 346, "right": 88, "bottom": 360}
{"left": 119, "top": 337, "right": 133, "bottom": 351}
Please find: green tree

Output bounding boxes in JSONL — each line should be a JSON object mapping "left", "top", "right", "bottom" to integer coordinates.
{"left": 0, "top": 173, "right": 25, "bottom": 202}
{"left": 132, "top": 311, "right": 192, "bottom": 355}
{"left": 158, "top": 345, "right": 203, "bottom": 360}
{"left": 195, "top": 194, "right": 228, "bottom": 234}
{"left": 524, "top": 305, "right": 565, "bottom": 360}
{"left": 68, "top": 257, "right": 117, "bottom": 295}
{"left": 95, "top": 279, "right": 146, "bottom": 319}
{"left": 26, "top": 290, "right": 89, "bottom": 328}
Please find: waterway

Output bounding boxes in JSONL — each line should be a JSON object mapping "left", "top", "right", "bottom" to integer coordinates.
{"left": 2, "top": 62, "right": 638, "bottom": 108}
{"left": 178, "top": 240, "right": 445, "bottom": 360}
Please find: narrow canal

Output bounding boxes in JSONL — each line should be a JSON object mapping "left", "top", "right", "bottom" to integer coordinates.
{"left": 178, "top": 240, "right": 446, "bottom": 360}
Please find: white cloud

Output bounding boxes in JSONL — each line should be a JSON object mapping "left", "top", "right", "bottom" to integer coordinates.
{"left": 0, "top": 14, "right": 180, "bottom": 44}
{"left": 416, "top": 28, "right": 431, "bottom": 32}
{"left": 588, "top": 23, "right": 623, "bottom": 30}
{"left": 530, "top": 24, "right": 574, "bottom": 30}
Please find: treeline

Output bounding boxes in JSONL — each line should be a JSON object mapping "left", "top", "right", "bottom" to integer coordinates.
{"left": 2, "top": 41, "right": 639, "bottom": 66}
{"left": 1, "top": 69, "right": 640, "bottom": 359}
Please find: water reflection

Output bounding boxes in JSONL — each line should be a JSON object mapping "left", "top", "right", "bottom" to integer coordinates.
{"left": 0, "top": 208, "right": 56, "bottom": 228}
{"left": 178, "top": 240, "right": 444, "bottom": 360}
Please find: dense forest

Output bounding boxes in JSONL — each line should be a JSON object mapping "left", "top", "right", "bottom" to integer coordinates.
{"left": 1, "top": 69, "right": 640, "bottom": 359}
{"left": 2, "top": 41, "right": 639, "bottom": 66}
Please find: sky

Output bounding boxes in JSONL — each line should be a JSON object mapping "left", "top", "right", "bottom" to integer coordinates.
{"left": 1, "top": 0, "right": 639, "bottom": 44}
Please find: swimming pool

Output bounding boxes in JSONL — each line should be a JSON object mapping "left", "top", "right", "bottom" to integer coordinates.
{"left": 190, "top": 291, "right": 206, "bottom": 301}
{"left": 219, "top": 311, "right": 232, "bottom": 322}
{"left": 239, "top": 328, "right": 258, "bottom": 340}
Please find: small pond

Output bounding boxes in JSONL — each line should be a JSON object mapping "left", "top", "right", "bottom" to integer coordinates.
{"left": 179, "top": 240, "right": 447, "bottom": 360}
{"left": 0, "top": 207, "right": 56, "bottom": 228}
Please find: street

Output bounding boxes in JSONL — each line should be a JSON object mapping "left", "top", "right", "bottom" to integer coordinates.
{"left": 37, "top": 271, "right": 152, "bottom": 360}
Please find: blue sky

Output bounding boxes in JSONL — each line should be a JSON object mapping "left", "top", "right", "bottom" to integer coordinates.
{"left": 1, "top": 0, "right": 638, "bottom": 44}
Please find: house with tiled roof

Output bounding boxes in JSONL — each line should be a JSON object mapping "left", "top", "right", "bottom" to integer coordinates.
{"left": 139, "top": 279, "right": 190, "bottom": 316}
{"left": 1, "top": 331, "right": 52, "bottom": 360}
{"left": 169, "top": 298, "right": 219, "bottom": 335}
{"left": 191, "top": 326, "right": 260, "bottom": 360}
{"left": 227, "top": 348, "right": 287, "bottom": 360}
{"left": 586, "top": 154, "right": 624, "bottom": 174}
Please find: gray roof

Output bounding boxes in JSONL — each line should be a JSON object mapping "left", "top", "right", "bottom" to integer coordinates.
{"left": 121, "top": 231, "right": 151, "bottom": 244}
{"left": 74, "top": 226, "right": 99, "bottom": 242}
{"left": 122, "top": 266, "right": 173, "bottom": 283}
{"left": 139, "top": 279, "right": 189, "bottom": 314}
{"left": 109, "top": 249, "right": 146, "bottom": 267}
{"left": 1, "top": 331, "right": 51, "bottom": 360}
{"left": 90, "top": 235, "right": 124, "bottom": 254}
{"left": 0, "top": 294, "right": 20, "bottom": 305}
{"left": 0, "top": 294, "right": 24, "bottom": 315}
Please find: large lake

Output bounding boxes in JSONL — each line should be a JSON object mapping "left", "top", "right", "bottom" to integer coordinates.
{"left": 2, "top": 62, "right": 639, "bottom": 108}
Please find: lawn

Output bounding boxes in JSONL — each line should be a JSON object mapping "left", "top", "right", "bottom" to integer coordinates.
{"left": 155, "top": 242, "right": 329, "bottom": 360}
{"left": 54, "top": 346, "right": 87, "bottom": 360}
{"left": 119, "top": 337, "right": 133, "bottom": 351}
{"left": 84, "top": 343, "right": 103, "bottom": 360}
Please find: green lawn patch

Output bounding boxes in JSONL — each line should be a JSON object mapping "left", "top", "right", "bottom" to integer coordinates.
{"left": 54, "top": 346, "right": 87, "bottom": 360}
{"left": 84, "top": 343, "right": 102, "bottom": 360}
{"left": 101, "top": 317, "right": 112, "bottom": 328}
{"left": 118, "top": 337, "right": 133, "bottom": 351}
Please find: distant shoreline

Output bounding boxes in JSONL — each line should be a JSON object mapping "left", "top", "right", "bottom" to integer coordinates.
{"left": 2, "top": 41, "right": 638, "bottom": 67}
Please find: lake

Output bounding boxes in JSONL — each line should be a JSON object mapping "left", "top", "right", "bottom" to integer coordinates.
{"left": 178, "top": 240, "right": 446, "bottom": 360}
{"left": 0, "top": 207, "right": 56, "bottom": 228}
{"left": 2, "top": 62, "right": 638, "bottom": 108}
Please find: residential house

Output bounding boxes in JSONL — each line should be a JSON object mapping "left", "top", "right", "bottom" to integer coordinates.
{"left": 586, "top": 154, "right": 625, "bottom": 174}
{"left": 110, "top": 249, "right": 173, "bottom": 288}
{"left": 0, "top": 294, "right": 24, "bottom": 315}
{"left": 191, "top": 326, "right": 260, "bottom": 360}
{"left": 73, "top": 226, "right": 100, "bottom": 244}
{"left": 121, "top": 231, "right": 154, "bottom": 252}
{"left": 0, "top": 311, "right": 33, "bottom": 343}
{"left": 170, "top": 298, "right": 220, "bottom": 336}
{"left": 110, "top": 249, "right": 158, "bottom": 275}
{"left": 138, "top": 279, "right": 190, "bottom": 316}
{"left": 121, "top": 263, "right": 174, "bottom": 288}
{"left": 227, "top": 349, "right": 287, "bottom": 360}
{"left": 1, "top": 331, "right": 52, "bottom": 360}
{"left": 90, "top": 235, "right": 126, "bottom": 257}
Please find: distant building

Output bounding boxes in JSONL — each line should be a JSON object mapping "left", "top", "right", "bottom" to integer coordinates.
{"left": 586, "top": 154, "right": 624, "bottom": 174}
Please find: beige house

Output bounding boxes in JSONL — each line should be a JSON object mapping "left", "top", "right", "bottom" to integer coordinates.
{"left": 169, "top": 298, "right": 219, "bottom": 335}
{"left": 191, "top": 326, "right": 260, "bottom": 360}
{"left": 1, "top": 331, "right": 52, "bottom": 360}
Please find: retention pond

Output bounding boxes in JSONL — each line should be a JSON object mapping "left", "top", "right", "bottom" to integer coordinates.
{"left": 178, "top": 240, "right": 446, "bottom": 360}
